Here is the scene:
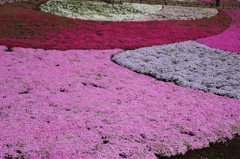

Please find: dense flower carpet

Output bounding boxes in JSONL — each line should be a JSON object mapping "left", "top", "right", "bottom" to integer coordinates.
{"left": 0, "top": 0, "right": 239, "bottom": 158}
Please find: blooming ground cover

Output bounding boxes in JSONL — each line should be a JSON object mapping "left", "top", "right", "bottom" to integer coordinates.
{"left": 145, "top": 5, "right": 218, "bottom": 20}
{"left": 40, "top": 0, "right": 218, "bottom": 21}
{"left": 0, "top": 0, "right": 27, "bottom": 5}
{"left": 0, "top": 1, "right": 240, "bottom": 159}
{"left": 112, "top": 41, "right": 240, "bottom": 98}
{"left": 40, "top": 0, "right": 163, "bottom": 21}
{"left": 0, "top": 0, "right": 230, "bottom": 50}
{"left": 197, "top": 9, "right": 240, "bottom": 53}
{"left": 0, "top": 46, "right": 240, "bottom": 158}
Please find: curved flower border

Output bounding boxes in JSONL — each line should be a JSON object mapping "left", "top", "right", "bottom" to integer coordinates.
{"left": 0, "top": 1, "right": 239, "bottom": 159}
{"left": 0, "top": 1, "right": 230, "bottom": 50}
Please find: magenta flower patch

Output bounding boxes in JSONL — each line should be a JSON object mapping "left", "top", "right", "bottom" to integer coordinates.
{"left": 0, "top": 47, "right": 239, "bottom": 158}
{"left": 197, "top": 10, "right": 240, "bottom": 54}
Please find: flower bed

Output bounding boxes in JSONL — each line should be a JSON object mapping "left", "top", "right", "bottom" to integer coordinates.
{"left": 0, "top": 47, "right": 239, "bottom": 158}
{"left": 40, "top": 0, "right": 163, "bottom": 21}
{"left": 197, "top": 9, "right": 240, "bottom": 53}
{"left": 0, "top": 1, "right": 230, "bottom": 50}
{"left": 40, "top": 0, "right": 218, "bottom": 21}
{"left": 146, "top": 5, "right": 218, "bottom": 20}
{"left": 0, "top": 0, "right": 28, "bottom": 5}
{"left": 0, "top": 1, "right": 239, "bottom": 159}
{"left": 112, "top": 40, "right": 240, "bottom": 98}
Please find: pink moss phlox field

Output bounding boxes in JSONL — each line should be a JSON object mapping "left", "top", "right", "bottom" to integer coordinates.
{"left": 197, "top": 10, "right": 240, "bottom": 54}
{"left": 0, "top": 47, "right": 240, "bottom": 158}
{"left": 0, "top": 1, "right": 231, "bottom": 50}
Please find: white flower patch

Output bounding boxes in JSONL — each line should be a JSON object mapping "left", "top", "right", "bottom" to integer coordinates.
{"left": 143, "top": 5, "right": 218, "bottom": 21}
{"left": 112, "top": 41, "right": 240, "bottom": 98}
{"left": 40, "top": 0, "right": 218, "bottom": 21}
{"left": 40, "top": 0, "right": 163, "bottom": 21}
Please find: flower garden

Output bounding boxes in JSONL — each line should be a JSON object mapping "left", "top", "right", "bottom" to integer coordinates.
{"left": 0, "top": 0, "right": 240, "bottom": 159}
